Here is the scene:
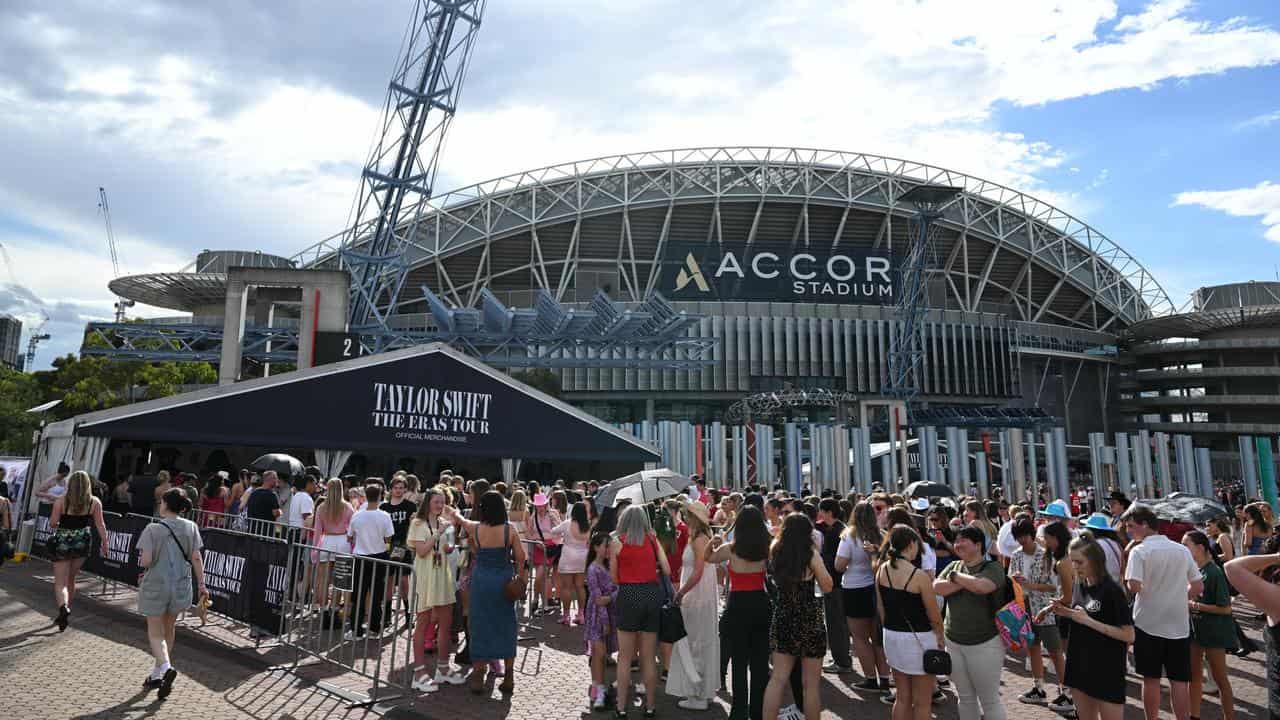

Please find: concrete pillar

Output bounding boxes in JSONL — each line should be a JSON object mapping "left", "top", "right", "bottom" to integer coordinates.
{"left": 1115, "top": 433, "right": 1132, "bottom": 497}
{"left": 975, "top": 451, "right": 989, "bottom": 499}
{"left": 1053, "top": 427, "right": 1069, "bottom": 501}
{"left": 217, "top": 267, "right": 349, "bottom": 386}
{"left": 1007, "top": 428, "right": 1025, "bottom": 502}
{"left": 1155, "top": 432, "right": 1173, "bottom": 497}
{"left": 1240, "top": 436, "right": 1259, "bottom": 500}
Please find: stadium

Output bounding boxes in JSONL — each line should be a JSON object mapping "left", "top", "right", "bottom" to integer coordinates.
{"left": 279, "top": 146, "right": 1173, "bottom": 438}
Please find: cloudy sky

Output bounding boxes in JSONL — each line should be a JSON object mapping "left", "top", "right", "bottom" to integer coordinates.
{"left": 1, "top": 0, "right": 1278, "bottom": 368}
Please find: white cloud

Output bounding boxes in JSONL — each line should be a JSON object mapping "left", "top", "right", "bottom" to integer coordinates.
{"left": 1172, "top": 181, "right": 1280, "bottom": 242}
{"left": 1236, "top": 109, "right": 1280, "bottom": 130}
{"left": 1, "top": 0, "right": 1280, "bottom": 366}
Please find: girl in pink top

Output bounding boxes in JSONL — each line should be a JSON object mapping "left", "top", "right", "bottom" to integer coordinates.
{"left": 312, "top": 479, "right": 354, "bottom": 611}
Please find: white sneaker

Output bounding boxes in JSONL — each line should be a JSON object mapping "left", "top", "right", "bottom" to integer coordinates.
{"left": 677, "top": 698, "right": 710, "bottom": 711}
{"left": 633, "top": 682, "right": 646, "bottom": 696}
{"left": 434, "top": 668, "right": 467, "bottom": 686}
{"left": 412, "top": 676, "right": 439, "bottom": 694}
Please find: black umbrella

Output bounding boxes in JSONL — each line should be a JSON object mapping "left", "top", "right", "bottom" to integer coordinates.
{"left": 905, "top": 481, "right": 955, "bottom": 499}
{"left": 250, "top": 452, "right": 305, "bottom": 479}
{"left": 1137, "top": 493, "right": 1230, "bottom": 525}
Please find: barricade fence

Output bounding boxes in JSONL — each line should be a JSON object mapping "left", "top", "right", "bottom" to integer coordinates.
{"left": 24, "top": 502, "right": 417, "bottom": 701}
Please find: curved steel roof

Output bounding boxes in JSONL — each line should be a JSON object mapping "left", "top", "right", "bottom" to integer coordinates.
{"left": 110, "top": 272, "right": 230, "bottom": 311}
{"left": 293, "top": 147, "right": 1173, "bottom": 332}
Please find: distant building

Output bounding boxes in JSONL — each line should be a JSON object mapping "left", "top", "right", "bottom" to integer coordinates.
{"left": 0, "top": 314, "right": 21, "bottom": 369}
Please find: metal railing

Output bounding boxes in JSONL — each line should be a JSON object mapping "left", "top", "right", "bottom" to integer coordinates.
{"left": 279, "top": 539, "right": 416, "bottom": 705}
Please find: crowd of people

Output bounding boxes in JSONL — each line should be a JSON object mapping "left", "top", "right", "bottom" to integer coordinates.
{"left": 16, "top": 460, "right": 1280, "bottom": 719}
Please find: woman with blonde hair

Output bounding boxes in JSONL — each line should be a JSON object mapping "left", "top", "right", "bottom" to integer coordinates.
{"left": 312, "top": 478, "right": 355, "bottom": 622}
{"left": 47, "top": 470, "right": 109, "bottom": 631}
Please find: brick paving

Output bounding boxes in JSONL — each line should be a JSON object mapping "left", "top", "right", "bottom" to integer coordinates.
{"left": 1, "top": 557, "right": 1275, "bottom": 719}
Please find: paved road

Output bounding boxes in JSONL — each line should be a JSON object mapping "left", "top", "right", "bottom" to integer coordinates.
{"left": 1, "top": 558, "right": 1273, "bottom": 719}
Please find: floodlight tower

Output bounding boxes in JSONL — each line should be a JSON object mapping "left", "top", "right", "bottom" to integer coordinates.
{"left": 885, "top": 184, "right": 960, "bottom": 486}
{"left": 341, "top": 0, "right": 486, "bottom": 341}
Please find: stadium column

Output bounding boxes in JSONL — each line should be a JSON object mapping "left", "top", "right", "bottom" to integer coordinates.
{"left": 1239, "top": 436, "right": 1260, "bottom": 501}
{"left": 1053, "top": 427, "right": 1069, "bottom": 502}
{"left": 1114, "top": 433, "right": 1133, "bottom": 498}
{"left": 1043, "top": 431, "right": 1058, "bottom": 502}
{"left": 975, "top": 451, "right": 989, "bottom": 499}
{"left": 1026, "top": 431, "right": 1039, "bottom": 508}
{"left": 1006, "top": 429, "right": 1026, "bottom": 503}
{"left": 1154, "top": 432, "right": 1173, "bottom": 497}
{"left": 957, "top": 429, "right": 971, "bottom": 495}
{"left": 1195, "top": 447, "right": 1213, "bottom": 498}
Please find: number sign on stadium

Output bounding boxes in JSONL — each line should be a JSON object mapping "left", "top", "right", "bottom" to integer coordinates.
{"left": 659, "top": 242, "right": 896, "bottom": 304}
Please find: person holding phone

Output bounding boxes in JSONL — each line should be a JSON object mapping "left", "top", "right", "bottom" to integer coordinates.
{"left": 1054, "top": 537, "right": 1134, "bottom": 720}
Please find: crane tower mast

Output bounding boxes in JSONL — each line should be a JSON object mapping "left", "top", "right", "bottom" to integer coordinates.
{"left": 341, "top": 0, "right": 486, "bottom": 336}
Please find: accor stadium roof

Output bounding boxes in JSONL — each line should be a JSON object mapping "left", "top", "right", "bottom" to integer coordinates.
{"left": 294, "top": 147, "right": 1173, "bottom": 333}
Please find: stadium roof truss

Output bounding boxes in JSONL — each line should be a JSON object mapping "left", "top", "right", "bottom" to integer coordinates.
{"left": 82, "top": 288, "right": 715, "bottom": 370}
{"left": 293, "top": 147, "right": 1174, "bottom": 333}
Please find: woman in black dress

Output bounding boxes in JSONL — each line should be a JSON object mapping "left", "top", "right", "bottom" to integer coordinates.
{"left": 1053, "top": 537, "right": 1134, "bottom": 720}
{"left": 762, "top": 513, "right": 833, "bottom": 720}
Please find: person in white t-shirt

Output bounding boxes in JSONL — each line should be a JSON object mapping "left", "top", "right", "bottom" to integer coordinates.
{"left": 346, "top": 484, "right": 395, "bottom": 639}
{"left": 1123, "top": 505, "right": 1203, "bottom": 720}
{"left": 835, "top": 501, "right": 891, "bottom": 691}
{"left": 287, "top": 476, "right": 317, "bottom": 603}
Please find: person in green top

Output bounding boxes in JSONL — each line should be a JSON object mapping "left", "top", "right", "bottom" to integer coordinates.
{"left": 934, "top": 525, "right": 1008, "bottom": 720}
{"left": 1183, "top": 530, "right": 1235, "bottom": 720}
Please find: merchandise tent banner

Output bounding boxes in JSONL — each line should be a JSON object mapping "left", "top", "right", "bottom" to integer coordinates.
{"left": 72, "top": 343, "right": 658, "bottom": 463}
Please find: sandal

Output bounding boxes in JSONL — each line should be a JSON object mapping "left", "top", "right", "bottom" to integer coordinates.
{"left": 499, "top": 675, "right": 514, "bottom": 695}
{"left": 468, "top": 668, "right": 487, "bottom": 695}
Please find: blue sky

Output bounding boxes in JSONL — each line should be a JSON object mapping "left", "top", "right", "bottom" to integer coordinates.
{"left": 0, "top": 0, "right": 1278, "bottom": 367}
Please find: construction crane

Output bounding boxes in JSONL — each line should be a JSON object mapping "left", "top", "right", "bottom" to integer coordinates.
{"left": 25, "top": 311, "right": 50, "bottom": 372}
{"left": 341, "top": 0, "right": 486, "bottom": 340}
{"left": 98, "top": 187, "right": 134, "bottom": 322}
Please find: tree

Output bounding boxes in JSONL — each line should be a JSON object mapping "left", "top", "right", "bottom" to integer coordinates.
{"left": 509, "top": 368, "right": 562, "bottom": 398}
{"left": 0, "top": 368, "right": 42, "bottom": 455}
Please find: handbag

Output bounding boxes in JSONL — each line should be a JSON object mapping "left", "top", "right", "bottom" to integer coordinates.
{"left": 875, "top": 564, "right": 951, "bottom": 676}
{"left": 654, "top": 537, "right": 687, "bottom": 644}
{"left": 501, "top": 525, "right": 527, "bottom": 602}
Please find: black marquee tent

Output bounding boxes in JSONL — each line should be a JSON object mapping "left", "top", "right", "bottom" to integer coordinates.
{"left": 29, "top": 344, "right": 658, "bottom": 499}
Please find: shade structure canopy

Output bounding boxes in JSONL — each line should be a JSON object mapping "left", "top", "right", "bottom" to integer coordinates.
{"left": 66, "top": 343, "right": 659, "bottom": 463}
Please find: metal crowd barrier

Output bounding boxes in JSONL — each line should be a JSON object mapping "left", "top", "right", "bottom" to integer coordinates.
{"left": 279, "top": 538, "right": 415, "bottom": 705}
{"left": 518, "top": 539, "right": 547, "bottom": 635}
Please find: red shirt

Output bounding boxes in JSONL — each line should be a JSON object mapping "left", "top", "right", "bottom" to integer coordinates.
{"left": 617, "top": 536, "right": 660, "bottom": 584}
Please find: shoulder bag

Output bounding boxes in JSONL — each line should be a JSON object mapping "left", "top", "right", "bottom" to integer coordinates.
{"left": 875, "top": 564, "right": 951, "bottom": 676}
{"left": 654, "top": 535, "right": 687, "bottom": 644}
{"left": 502, "top": 525, "right": 528, "bottom": 602}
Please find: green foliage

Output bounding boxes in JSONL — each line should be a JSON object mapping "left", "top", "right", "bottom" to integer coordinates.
{"left": 0, "top": 368, "right": 42, "bottom": 455}
{"left": 509, "top": 367, "right": 562, "bottom": 398}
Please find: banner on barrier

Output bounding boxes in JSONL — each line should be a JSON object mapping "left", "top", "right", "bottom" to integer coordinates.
{"left": 83, "top": 513, "right": 149, "bottom": 585}
{"left": 199, "top": 529, "right": 291, "bottom": 632}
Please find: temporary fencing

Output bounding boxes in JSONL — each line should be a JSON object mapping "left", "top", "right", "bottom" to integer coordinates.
{"left": 22, "top": 502, "right": 419, "bottom": 704}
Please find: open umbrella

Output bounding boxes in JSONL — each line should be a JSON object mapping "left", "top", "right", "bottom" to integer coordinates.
{"left": 250, "top": 452, "right": 305, "bottom": 479}
{"left": 905, "top": 480, "right": 955, "bottom": 499}
{"left": 594, "top": 468, "right": 690, "bottom": 509}
{"left": 1138, "top": 492, "right": 1230, "bottom": 525}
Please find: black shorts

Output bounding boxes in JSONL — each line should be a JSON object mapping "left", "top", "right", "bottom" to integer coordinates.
{"left": 1133, "top": 627, "right": 1192, "bottom": 682}
{"left": 843, "top": 586, "right": 876, "bottom": 619}
{"left": 1057, "top": 616, "right": 1071, "bottom": 642}
{"left": 616, "top": 582, "right": 663, "bottom": 633}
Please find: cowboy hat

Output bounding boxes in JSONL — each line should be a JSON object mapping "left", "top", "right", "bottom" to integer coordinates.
{"left": 1082, "top": 513, "right": 1118, "bottom": 534}
{"left": 682, "top": 500, "right": 711, "bottom": 526}
{"left": 532, "top": 493, "right": 550, "bottom": 507}
{"left": 1037, "top": 500, "right": 1070, "bottom": 519}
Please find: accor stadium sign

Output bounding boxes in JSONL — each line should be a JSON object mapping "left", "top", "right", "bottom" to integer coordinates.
{"left": 659, "top": 242, "right": 896, "bottom": 304}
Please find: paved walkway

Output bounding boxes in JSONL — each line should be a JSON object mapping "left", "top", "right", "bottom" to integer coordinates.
{"left": 1, "top": 558, "right": 1274, "bottom": 719}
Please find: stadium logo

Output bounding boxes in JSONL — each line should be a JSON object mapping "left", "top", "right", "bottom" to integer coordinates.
{"left": 663, "top": 242, "right": 896, "bottom": 305}
{"left": 674, "top": 253, "right": 710, "bottom": 293}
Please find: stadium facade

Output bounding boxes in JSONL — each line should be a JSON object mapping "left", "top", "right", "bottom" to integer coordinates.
{"left": 288, "top": 147, "right": 1173, "bottom": 440}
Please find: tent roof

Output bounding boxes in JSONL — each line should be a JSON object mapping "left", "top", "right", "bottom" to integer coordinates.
{"left": 70, "top": 343, "right": 659, "bottom": 462}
